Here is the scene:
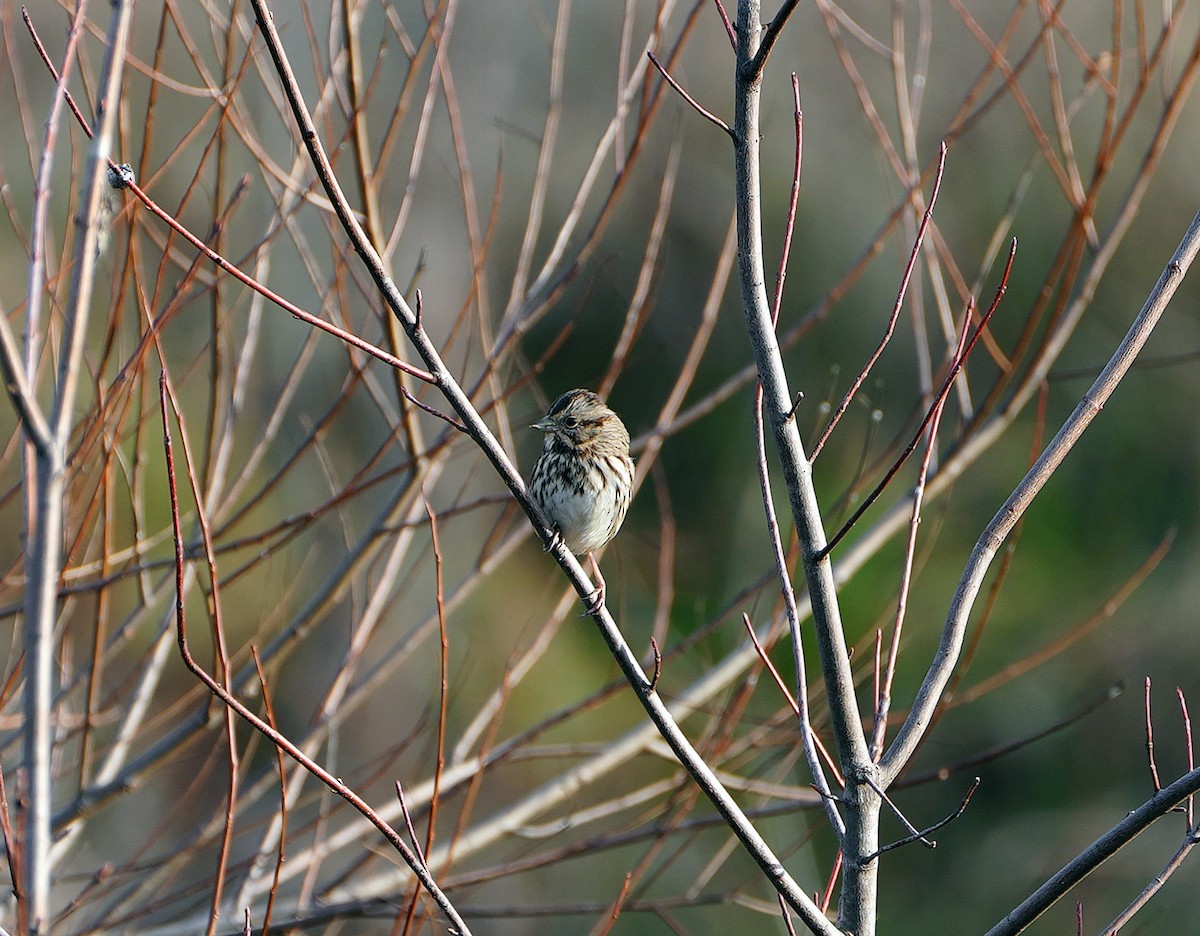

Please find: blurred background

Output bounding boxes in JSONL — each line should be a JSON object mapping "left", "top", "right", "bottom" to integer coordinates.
{"left": 1, "top": 1, "right": 1198, "bottom": 932}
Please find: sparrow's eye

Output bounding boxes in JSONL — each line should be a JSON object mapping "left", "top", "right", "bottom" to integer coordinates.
{"left": 562, "top": 416, "right": 579, "bottom": 429}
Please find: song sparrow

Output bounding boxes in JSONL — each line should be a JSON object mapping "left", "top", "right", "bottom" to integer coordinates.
{"left": 529, "top": 389, "right": 634, "bottom": 613}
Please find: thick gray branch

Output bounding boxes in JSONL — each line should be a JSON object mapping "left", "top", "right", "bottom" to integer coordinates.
{"left": 985, "top": 763, "right": 1200, "bottom": 935}
{"left": 881, "top": 206, "right": 1200, "bottom": 785}
{"left": 734, "top": 2, "right": 871, "bottom": 932}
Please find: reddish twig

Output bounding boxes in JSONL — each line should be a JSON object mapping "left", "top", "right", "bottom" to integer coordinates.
{"left": 713, "top": 0, "right": 737, "bottom": 51}
{"left": 819, "top": 237, "right": 1017, "bottom": 558}
{"left": 0, "top": 766, "right": 24, "bottom": 935}
{"left": 812, "top": 142, "right": 947, "bottom": 460}
{"left": 778, "top": 892, "right": 800, "bottom": 936}
{"left": 1146, "top": 677, "right": 1162, "bottom": 792}
{"left": 870, "top": 294, "right": 971, "bottom": 759}
{"left": 424, "top": 498, "right": 449, "bottom": 858}
{"left": 771, "top": 74, "right": 803, "bottom": 326}
{"left": 589, "top": 871, "right": 633, "bottom": 936}
{"left": 820, "top": 850, "right": 842, "bottom": 915}
{"left": 743, "top": 614, "right": 798, "bottom": 716}
{"left": 250, "top": 647, "right": 286, "bottom": 936}
{"left": 158, "top": 372, "right": 239, "bottom": 936}
{"left": 741, "top": 614, "right": 844, "bottom": 789}
{"left": 646, "top": 51, "right": 734, "bottom": 139}
{"left": 159, "top": 375, "right": 473, "bottom": 936}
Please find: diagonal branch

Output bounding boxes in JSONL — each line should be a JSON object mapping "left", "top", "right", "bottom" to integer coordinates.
{"left": 985, "top": 763, "right": 1200, "bottom": 936}
{"left": 159, "top": 375, "right": 473, "bottom": 936}
{"left": 881, "top": 206, "right": 1200, "bottom": 785}
{"left": 747, "top": 0, "right": 803, "bottom": 83}
{"left": 241, "top": 2, "right": 840, "bottom": 928}
{"left": 647, "top": 50, "right": 735, "bottom": 138}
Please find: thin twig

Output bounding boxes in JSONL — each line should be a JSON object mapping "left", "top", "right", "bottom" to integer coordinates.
{"left": 1179, "top": 688, "right": 1195, "bottom": 829}
{"left": 424, "top": 497, "right": 450, "bottom": 860}
{"left": 771, "top": 74, "right": 803, "bottom": 326}
{"left": 250, "top": 647, "right": 286, "bottom": 936}
{"left": 713, "top": 0, "right": 737, "bottom": 51}
{"left": 1099, "top": 830, "right": 1198, "bottom": 935}
{"left": 394, "top": 783, "right": 430, "bottom": 870}
{"left": 1146, "top": 677, "right": 1162, "bottom": 792}
{"left": 158, "top": 374, "right": 240, "bottom": 936}
{"left": 863, "top": 774, "right": 935, "bottom": 850}
{"left": 588, "top": 871, "right": 633, "bottom": 936}
{"left": 752, "top": 385, "right": 844, "bottom": 837}
{"left": 647, "top": 51, "right": 735, "bottom": 139}
{"left": 870, "top": 301, "right": 972, "bottom": 759}
{"left": 887, "top": 207, "right": 1200, "bottom": 789}
{"left": 0, "top": 303, "right": 51, "bottom": 451}
{"left": 743, "top": 614, "right": 798, "bottom": 717}
{"left": 863, "top": 778, "right": 980, "bottom": 862}
{"left": 819, "top": 238, "right": 1017, "bottom": 558}
{"left": 777, "top": 892, "right": 799, "bottom": 936}
{"left": 159, "top": 376, "right": 474, "bottom": 936}
{"left": 811, "top": 142, "right": 947, "bottom": 460}
{"left": 0, "top": 767, "right": 24, "bottom": 935}
{"left": 820, "top": 850, "right": 843, "bottom": 915}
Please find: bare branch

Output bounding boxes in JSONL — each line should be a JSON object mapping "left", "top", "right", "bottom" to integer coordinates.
{"left": 985, "top": 765, "right": 1200, "bottom": 936}
{"left": 646, "top": 51, "right": 735, "bottom": 138}
{"left": 883, "top": 207, "right": 1200, "bottom": 785}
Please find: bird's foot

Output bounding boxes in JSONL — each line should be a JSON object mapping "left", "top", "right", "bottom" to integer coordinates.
{"left": 579, "top": 553, "right": 608, "bottom": 616}
{"left": 580, "top": 582, "right": 606, "bottom": 617}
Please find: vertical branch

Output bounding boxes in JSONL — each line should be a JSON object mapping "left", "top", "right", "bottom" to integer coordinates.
{"left": 732, "top": 0, "right": 864, "bottom": 769}
{"left": 22, "top": 5, "right": 133, "bottom": 930}
{"left": 423, "top": 498, "right": 450, "bottom": 862}
{"left": 250, "top": 648, "right": 286, "bottom": 936}
{"left": 752, "top": 64, "right": 841, "bottom": 840}
{"left": 732, "top": 2, "right": 872, "bottom": 930}
{"left": 752, "top": 391, "right": 844, "bottom": 842}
